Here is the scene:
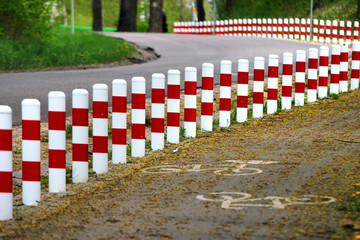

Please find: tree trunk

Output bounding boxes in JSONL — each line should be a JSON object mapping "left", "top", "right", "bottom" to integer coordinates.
{"left": 118, "top": 0, "right": 137, "bottom": 32}
{"left": 196, "top": 0, "right": 206, "bottom": 21}
{"left": 225, "top": 0, "right": 232, "bottom": 14}
{"left": 148, "top": 0, "right": 163, "bottom": 32}
{"left": 358, "top": 0, "right": 360, "bottom": 20}
{"left": 92, "top": 0, "right": 102, "bottom": 31}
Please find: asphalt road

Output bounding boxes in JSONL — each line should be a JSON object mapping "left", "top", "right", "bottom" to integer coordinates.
{"left": 0, "top": 33, "right": 318, "bottom": 125}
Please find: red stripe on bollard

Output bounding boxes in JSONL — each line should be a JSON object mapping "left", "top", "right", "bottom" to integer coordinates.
{"left": 22, "top": 120, "right": 40, "bottom": 140}
{"left": 48, "top": 112, "right": 66, "bottom": 130}
{"left": 0, "top": 172, "right": 12, "bottom": 193}
{"left": 72, "top": 144, "right": 89, "bottom": 162}
{"left": 48, "top": 150, "right": 66, "bottom": 168}
{"left": 282, "top": 86, "right": 292, "bottom": 97}
{"left": 112, "top": 96, "right": 127, "bottom": 113}
{"left": 132, "top": 124, "right": 146, "bottom": 139}
{"left": 253, "top": 92, "right": 264, "bottom": 104}
{"left": 152, "top": 88, "right": 165, "bottom": 103}
{"left": 93, "top": 136, "right": 108, "bottom": 153}
{"left": 72, "top": 108, "right": 89, "bottom": 126}
{"left": 168, "top": 85, "right": 180, "bottom": 98}
{"left": 131, "top": 94, "right": 146, "bottom": 109}
{"left": 151, "top": 118, "right": 165, "bottom": 133}
{"left": 237, "top": 96, "right": 248, "bottom": 108}
{"left": 22, "top": 161, "right": 41, "bottom": 181}
{"left": 93, "top": 102, "right": 108, "bottom": 118}
{"left": 112, "top": 128, "right": 127, "bottom": 145}
{"left": 0, "top": 130, "right": 12, "bottom": 151}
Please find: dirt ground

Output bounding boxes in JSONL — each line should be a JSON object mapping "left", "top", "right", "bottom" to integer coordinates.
{"left": 0, "top": 87, "right": 359, "bottom": 239}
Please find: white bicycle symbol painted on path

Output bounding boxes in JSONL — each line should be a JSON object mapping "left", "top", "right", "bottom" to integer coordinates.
{"left": 196, "top": 192, "right": 336, "bottom": 210}
{"left": 141, "top": 160, "right": 279, "bottom": 176}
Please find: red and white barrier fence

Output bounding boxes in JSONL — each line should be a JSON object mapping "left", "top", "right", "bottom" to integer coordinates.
{"left": 2, "top": 42, "right": 360, "bottom": 220}
{"left": 173, "top": 17, "right": 360, "bottom": 44}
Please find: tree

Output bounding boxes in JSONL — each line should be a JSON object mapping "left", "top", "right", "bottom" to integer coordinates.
{"left": 92, "top": 0, "right": 103, "bottom": 31}
{"left": 148, "top": 0, "right": 163, "bottom": 32}
{"left": 358, "top": 0, "right": 360, "bottom": 20}
{"left": 196, "top": 0, "right": 205, "bottom": 21}
{"left": 118, "top": 0, "right": 137, "bottom": 32}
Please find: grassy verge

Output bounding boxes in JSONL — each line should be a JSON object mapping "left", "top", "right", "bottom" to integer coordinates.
{"left": 0, "top": 27, "right": 135, "bottom": 71}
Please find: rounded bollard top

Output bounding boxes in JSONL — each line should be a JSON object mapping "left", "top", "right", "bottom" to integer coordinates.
{"left": 132, "top": 77, "right": 146, "bottom": 94}
{"left": 296, "top": 50, "right": 306, "bottom": 62}
{"left": 340, "top": 44, "right": 348, "bottom": 52}
{"left": 0, "top": 105, "right": 12, "bottom": 115}
{"left": 22, "top": 98, "right": 40, "bottom": 107}
{"left": 283, "top": 52, "right": 293, "bottom": 64}
{"left": 0, "top": 105, "right": 12, "bottom": 130}
{"left": 238, "top": 59, "right": 249, "bottom": 72}
{"left": 93, "top": 83, "right": 108, "bottom": 90}
{"left": 202, "top": 63, "right": 214, "bottom": 77}
{"left": 320, "top": 46, "right": 330, "bottom": 56}
{"left": 309, "top": 48, "right": 319, "bottom": 58}
{"left": 112, "top": 79, "right": 127, "bottom": 86}
{"left": 331, "top": 44, "right": 341, "bottom": 55}
{"left": 72, "top": 89, "right": 89, "bottom": 96}
{"left": 220, "top": 60, "right": 232, "bottom": 74}
{"left": 268, "top": 54, "right": 279, "bottom": 66}
{"left": 168, "top": 69, "right": 180, "bottom": 76}
{"left": 48, "top": 91, "right": 65, "bottom": 99}
{"left": 22, "top": 99, "right": 40, "bottom": 120}
{"left": 132, "top": 76, "right": 146, "bottom": 83}
{"left": 152, "top": 73, "right": 165, "bottom": 89}
{"left": 185, "top": 66, "right": 197, "bottom": 73}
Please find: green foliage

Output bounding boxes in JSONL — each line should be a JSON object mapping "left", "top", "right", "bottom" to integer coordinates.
{"left": 0, "top": 27, "right": 135, "bottom": 70}
{"left": 66, "top": 124, "right": 72, "bottom": 139}
{"left": 137, "top": 21, "right": 149, "bottom": 32}
{"left": 0, "top": 0, "right": 53, "bottom": 41}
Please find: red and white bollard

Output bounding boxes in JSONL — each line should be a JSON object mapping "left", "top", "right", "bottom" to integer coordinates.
{"left": 224, "top": 20, "right": 229, "bottom": 35}
{"left": 339, "top": 21, "right": 345, "bottom": 45}
{"left": 294, "top": 18, "right": 300, "bottom": 39}
{"left": 0, "top": 106, "right": 12, "bottom": 220}
{"left": 306, "top": 18, "right": 311, "bottom": 41}
{"left": 262, "top": 18, "right": 267, "bottom": 37}
{"left": 92, "top": 84, "right": 108, "bottom": 174}
{"left": 112, "top": 79, "right": 127, "bottom": 164}
{"left": 318, "top": 46, "right": 330, "bottom": 99}
{"left": 72, "top": 89, "right": 89, "bottom": 183}
{"left": 354, "top": 21, "right": 359, "bottom": 41}
{"left": 319, "top": 19, "right": 325, "bottom": 43}
{"left": 22, "top": 99, "right": 41, "bottom": 206}
{"left": 257, "top": 18, "right": 262, "bottom": 37}
{"left": 131, "top": 77, "right": 146, "bottom": 157}
{"left": 267, "top": 54, "right": 279, "bottom": 114}
{"left": 346, "top": 21, "right": 352, "bottom": 45}
{"left": 339, "top": 45, "right": 349, "bottom": 93}
{"left": 313, "top": 19, "right": 319, "bottom": 42}
{"left": 167, "top": 70, "right": 181, "bottom": 143}
{"left": 238, "top": 19, "right": 243, "bottom": 36}
{"left": 278, "top": 18, "right": 283, "bottom": 39}
{"left": 300, "top": 18, "right": 306, "bottom": 40}
{"left": 247, "top": 19, "right": 252, "bottom": 36}
{"left": 151, "top": 73, "right": 165, "bottom": 151}
{"left": 289, "top": 18, "right": 294, "bottom": 39}
{"left": 272, "top": 18, "right": 278, "bottom": 38}
{"left": 184, "top": 67, "right": 197, "bottom": 137}
{"left": 220, "top": 20, "right": 225, "bottom": 35}
{"left": 201, "top": 63, "right": 214, "bottom": 132}
{"left": 332, "top": 20, "right": 338, "bottom": 44}
{"left": 48, "top": 91, "right": 66, "bottom": 193}
{"left": 242, "top": 19, "right": 247, "bottom": 36}
{"left": 252, "top": 18, "right": 257, "bottom": 36}
{"left": 283, "top": 18, "right": 289, "bottom": 39}
{"left": 229, "top": 19, "right": 233, "bottom": 36}
{"left": 307, "top": 48, "right": 319, "bottom": 102}
{"left": 295, "top": 50, "right": 306, "bottom": 106}
{"left": 215, "top": 20, "right": 220, "bottom": 35}
{"left": 237, "top": 59, "right": 249, "bottom": 122}
{"left": 233, "top": 19, "right": 238, "bottom": 36}
{"left": 219, "top": 60, "right": 232, "bottom": 127}
{"left": 330, "top": 45, "right": 341, "bottom": 95}
{"left": 351, "top": 42, "right": 360, "bottom": 90}
{"left": 325, "top": 20, "right": 331, "bottom": 43}
{"left": 281, "top": 52, "right": 293, "bottom": 110}
{"left": 253, "top": 57, "right": 265, "bottom": 118}
{"left": 267, "top": 18, "right": 272, "bottom": 38}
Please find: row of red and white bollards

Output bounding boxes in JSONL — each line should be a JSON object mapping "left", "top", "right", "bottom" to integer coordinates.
{"left": 1, "top": 43, "right": 360, "bottom": 220}
{"left": 173, "top": 18, "right": 359, "bottom": 44}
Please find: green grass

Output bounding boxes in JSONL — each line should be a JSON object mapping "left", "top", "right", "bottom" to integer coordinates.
{"left": 0, "top": 27, "right": 135, "bottom": 71}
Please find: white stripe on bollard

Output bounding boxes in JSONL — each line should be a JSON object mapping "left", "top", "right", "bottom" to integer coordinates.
{"left": 325, "top": 20, "right": 331, "bottom": 43}
{"left": 318, "top": 46, "right": 330, "bottom": 99}
{"left": 201, "top": 63, "right": 214, "bottom": 132}
{"left": 330, "top": 45, "right": 341, "bottom": 95}
{"left": 295, "top": 50, "right": 306, "bottom": 106}
{"left": 151, "top": 73, "right": 165, "bottom": 151}
{"left": 295, "top": 18, "right": 300, "bottom": 39}
{"left": 48, "top": 91, "right": 66, "bottom": 193}
{"left": 346, "top": 21, "right": 352, "bottom": 45}
{"left": 281, "top": 52, "right": 293, "bottom": 110}
{"left": 307, "top": 48, "right": 319, "bottom": 102}
{"left": 339, "top": 21, "right": 345, "bottom": 45}
{"left": 278, "top": 18, "right": 283, "bottom": 39}
{"left": 0, "top": 106, "right": 12, "bottom": 220}
{"left": 319, "top": 19, "right": 325, "bottom": 43}
{"left": 283, "top": 18, "right": 289, "bottom": 39}
{"left": 219, "top": 60, "right": 232, "bottom": 127}
{"left": 92, "top": 84, "right": 108, "bottom": 174}
{"left": 253, "top": 57, "right": 265, "bottom": 118}
{"left": 112, "top": 79, "right": 127, "bottom": 164}
{"left": 339, "top": 45, "right": 349, "bottom": 93}
{"left": 131, "top": 77, "right": 146, "bottom": 157}
{"left": 332, "top": 20, "right": 338, "bottom": 44}
{"left": 22, "top": 99, "right": 41, "bottom": 206}
{"left": 72, "top": 89, "right": 89, "bottom": 183}
{"left": 300, "top": 18, "right": 306, "bottom": 40}
{"left": 267, "top": 54, "right": 279, "bottom": 114}
{"left": 313, "top": 19, "right": 319, "bottom": 42}
{"left": 289, "top": 18, "right": 294, "bottom": 39}
{"left": 237, "top": 59, "right": 249, "bottom": 122}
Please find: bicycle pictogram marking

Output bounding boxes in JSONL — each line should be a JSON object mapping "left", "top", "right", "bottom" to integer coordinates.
{"left": 196, "top": 192, "right": 336, "bottom": 210}
{"left": 141, "top": 160, "right": 279, "bottom": 176}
